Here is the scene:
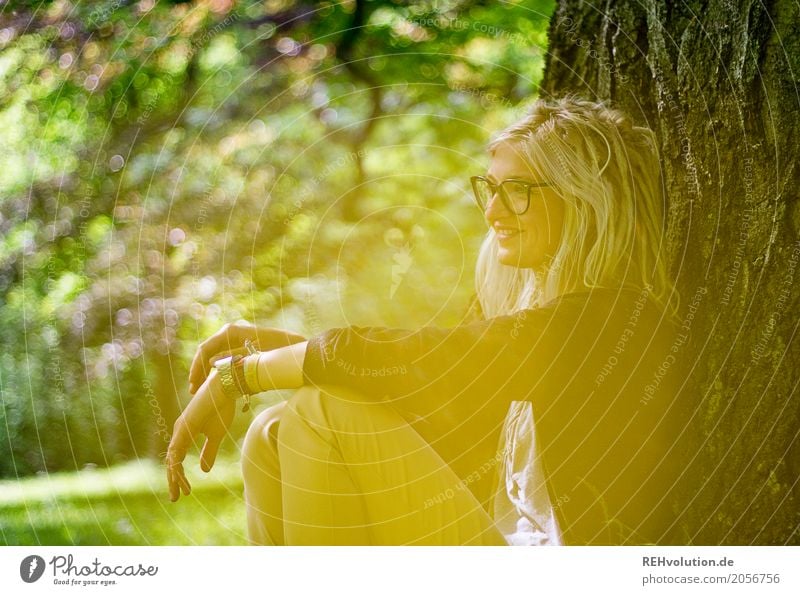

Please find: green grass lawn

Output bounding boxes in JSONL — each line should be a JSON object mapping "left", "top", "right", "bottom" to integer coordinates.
{"left": 0, "top": 455, "right": 247, "bottom": 545}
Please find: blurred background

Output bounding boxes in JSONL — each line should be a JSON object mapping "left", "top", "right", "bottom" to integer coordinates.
{"left": 0, "top": 0, "right": 554, "bottom": 544}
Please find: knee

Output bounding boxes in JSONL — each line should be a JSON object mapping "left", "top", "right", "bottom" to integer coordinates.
{"left": 241, "top": 400, "right": 286, "bottom": 474}
{"left": 281, "top": 383, "right": 395, "bottom": 443}
{"left": 283, "top": 383, "right": 375, "bottom": 426}
{"left": 280, "top": 385, "right": 325, "bottom": 437}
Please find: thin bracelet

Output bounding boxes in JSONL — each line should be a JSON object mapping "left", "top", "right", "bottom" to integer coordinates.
{"left": 241, "top": 339, "right": 260, "bottom": 394}
{"left": 255, "top": 352, "right": 264, "bottom": 392}
{"left": 243, "top": 354, "right": 260, "bottom": 393}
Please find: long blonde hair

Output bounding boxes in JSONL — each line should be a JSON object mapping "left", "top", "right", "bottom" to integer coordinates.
{"left": 474, "top": 93, "right": 679, "bottom": 320}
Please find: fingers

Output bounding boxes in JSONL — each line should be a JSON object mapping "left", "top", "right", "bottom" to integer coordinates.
{"left": 167, "top": 372, "right": 233, "bottom": 500}
{"left": 200, "top": 435, "right": 221, "bottom": 473}
{"left": 166, "top": 441, "right": 191, "bottom": 502}
{"left": 202, "top": 382, "right": 236, "bottom": 475}
{"left": 166, "top": 414, "right": 205, "bottom": 501}
{"left": 167, "top": 415, "right": 190, "bottom": 501}
{"left": 188, "top": 348, "right": 211, "bottom": 395}
{"left": 167, "top": 457, "right": 191, "bottom": 501}
{"left": 166, "top": 400, "right": 205, "bottom": 501}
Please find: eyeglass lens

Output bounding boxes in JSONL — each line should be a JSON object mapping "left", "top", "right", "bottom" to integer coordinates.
{"left": 473, "top": 179, "right": 533, "bottom": 214}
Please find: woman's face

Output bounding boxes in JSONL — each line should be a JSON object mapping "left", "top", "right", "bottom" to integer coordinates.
{"left": 483, "top": 141, "right": 565, "bottom": 270}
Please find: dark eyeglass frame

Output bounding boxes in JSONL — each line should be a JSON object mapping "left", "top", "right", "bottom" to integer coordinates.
{"left": 469, "top": 175, "right": 553, "bottom": 215}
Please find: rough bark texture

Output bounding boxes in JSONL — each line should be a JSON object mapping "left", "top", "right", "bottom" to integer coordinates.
{"left": 539, "top": 0, "right": 800, "bottom": 544}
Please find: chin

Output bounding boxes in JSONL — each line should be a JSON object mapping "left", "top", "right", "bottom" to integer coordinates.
{"left": 497, "top": 250, "right": 536, "bottom": 269}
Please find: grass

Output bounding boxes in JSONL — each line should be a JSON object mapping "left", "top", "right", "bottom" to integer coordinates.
{"left": 0, "top": 455, "right": 248, "bottom": 545}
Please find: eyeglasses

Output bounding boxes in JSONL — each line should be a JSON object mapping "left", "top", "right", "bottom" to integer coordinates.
{"left": 469, "top": 176, "right": 552, "bottom": 215}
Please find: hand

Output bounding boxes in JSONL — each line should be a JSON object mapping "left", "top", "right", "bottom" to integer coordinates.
{"left": 166, "top": 369, "right": 236, "bottom": 502}
{"left": 188, "top": 322, "right": 306, "bottom": 394}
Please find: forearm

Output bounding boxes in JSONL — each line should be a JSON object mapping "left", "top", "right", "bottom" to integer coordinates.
{"left": 245, "top": 340, "right": 308, "bottom": 392}
{"left": 254, "top": 327, "right": 307, "bottom": 349}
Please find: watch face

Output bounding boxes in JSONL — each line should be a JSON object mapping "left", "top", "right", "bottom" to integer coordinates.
{"left": 214, "top": 356, "right": 233, "bottom": 368}
{"left": 214, "top": 354, "right": 242, "bottom": 369}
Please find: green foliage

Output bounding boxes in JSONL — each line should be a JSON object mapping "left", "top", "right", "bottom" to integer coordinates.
{"left": 0, "top": 0, "right": 555, "bottom": 489}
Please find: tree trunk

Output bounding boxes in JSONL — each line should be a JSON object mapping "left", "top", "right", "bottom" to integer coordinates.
{"left": 539, "top": 0, "right": 800, "bottom": 544}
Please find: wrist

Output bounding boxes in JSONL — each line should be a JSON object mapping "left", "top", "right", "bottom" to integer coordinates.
{"left": 213, "top": 354, "right": 255, "bottom": 413}
{"left": 232, "top": 357, "right": 254, "bottom": 395}
{"left": 213, "top": 355, "right": 244, "bottom": 401}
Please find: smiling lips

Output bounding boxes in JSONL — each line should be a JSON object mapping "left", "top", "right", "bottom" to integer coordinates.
{"left": 495, "top": 226, "right": 523, "bottom": 239}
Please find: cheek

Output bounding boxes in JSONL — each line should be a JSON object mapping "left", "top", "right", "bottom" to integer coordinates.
{"left": 539, "top": 202, "right": 564, "bottom": 244}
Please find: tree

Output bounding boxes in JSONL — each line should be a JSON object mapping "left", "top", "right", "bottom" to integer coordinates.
{"left": 538, "top": 0, "right": 799, "bottom": 544}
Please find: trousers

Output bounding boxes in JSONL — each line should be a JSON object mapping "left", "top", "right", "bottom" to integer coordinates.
{"left": 240, "top": 383, "right": 508, "bottom": 545}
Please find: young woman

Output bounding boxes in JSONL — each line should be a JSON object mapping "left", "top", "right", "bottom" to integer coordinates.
{"left": 166, "top": 94, "right": 690, "bottom": 546}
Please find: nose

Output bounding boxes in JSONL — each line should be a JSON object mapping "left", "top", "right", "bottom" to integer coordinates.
{"left": 483, "top": 190, "right": 510, "bottom": 224}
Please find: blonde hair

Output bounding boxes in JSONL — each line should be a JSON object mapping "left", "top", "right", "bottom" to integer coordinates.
{"left": 475, "top": 93, "right": 680, "bottom": 320}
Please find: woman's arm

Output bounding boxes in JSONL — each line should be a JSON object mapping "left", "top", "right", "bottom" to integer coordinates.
{"left": 294, "top": 288, "right": 651, "bottom": 426}
{"left": 247, "top": 340, "right": 308, "bottom": 391}
{"left": 295, "top": 301, "right": 567, "bottom": 426}
{"left": 188, "top": 323, "right": 306, "bottom": 394}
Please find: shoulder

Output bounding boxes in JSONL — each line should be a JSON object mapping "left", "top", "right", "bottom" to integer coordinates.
{"left": 505, "top": 285, "right": 677, "bottom": 342}
{"left": 511, "top": 286, "right": 640, "bottom": 323}
{"left": 542, "top": 285, "right": 668, "bottom": 321}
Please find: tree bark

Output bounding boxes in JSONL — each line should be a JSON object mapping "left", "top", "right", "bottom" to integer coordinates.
{"left": 539, "top": 0, "right": 800, "bottom": 545}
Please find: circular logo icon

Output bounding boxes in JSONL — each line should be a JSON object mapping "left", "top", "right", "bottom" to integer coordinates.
{"left": 20, "top": 555, "right": 45, "bottom": 583}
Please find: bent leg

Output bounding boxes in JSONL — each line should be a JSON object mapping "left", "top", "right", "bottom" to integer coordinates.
{"left": 277, "top": 384, "right": 507, "bottom": 545}
{"left": 241, "top": 401, "right": 287, "bottom": 545}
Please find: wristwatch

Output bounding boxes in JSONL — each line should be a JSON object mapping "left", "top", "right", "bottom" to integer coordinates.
{"left": 213, "top": 354, "right": 253, "bottom": 412}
